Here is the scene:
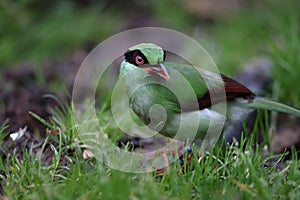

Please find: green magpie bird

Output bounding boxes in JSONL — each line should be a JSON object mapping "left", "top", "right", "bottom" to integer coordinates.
{"left": 119, "top": 43, "right": 300, "bottom": 147}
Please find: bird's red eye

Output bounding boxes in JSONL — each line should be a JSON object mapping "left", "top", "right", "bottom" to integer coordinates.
{"left": 135, "top": 55, "right": 144, "bottom": 66}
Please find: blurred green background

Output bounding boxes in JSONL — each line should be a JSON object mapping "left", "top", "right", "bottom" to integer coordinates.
{"left": 0, "top": 0, "right": 299, "bottom": 104}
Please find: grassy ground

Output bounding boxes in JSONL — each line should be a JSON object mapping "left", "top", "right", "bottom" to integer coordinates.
{"left": 1, "top": 0, "right": 300, "bottom": 199}
{"left": 1, "top": 110, "right": 300, "bottom": 199}
{"left": 1, "top": 98, "right": 300, "bottom": 199}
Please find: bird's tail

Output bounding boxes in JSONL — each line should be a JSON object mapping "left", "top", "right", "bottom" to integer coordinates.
{"left": 238, "top": 97, "right": 300, "bottom": 117}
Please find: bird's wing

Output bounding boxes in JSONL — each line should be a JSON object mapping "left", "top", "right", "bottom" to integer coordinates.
{"left": 164, "top": 62, "right": 255, "bottom": 112}
{"left": 197, "top": 74, "right": 255, "bottom": 109}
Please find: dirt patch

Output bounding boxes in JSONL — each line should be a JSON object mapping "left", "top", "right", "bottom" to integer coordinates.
{"left": 0, "top": 50, "right": 88, "bottom": 165}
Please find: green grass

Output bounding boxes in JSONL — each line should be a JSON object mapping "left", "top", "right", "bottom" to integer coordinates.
{"left": 1, "top": 103, "right": 300, "bottom": 200}
{"left": 269, "top": 2, "right": 300, "bottom": 107}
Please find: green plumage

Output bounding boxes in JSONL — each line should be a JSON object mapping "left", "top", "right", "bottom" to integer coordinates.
{"left": 119, "top": 43, "right": 300, "bottom": 143}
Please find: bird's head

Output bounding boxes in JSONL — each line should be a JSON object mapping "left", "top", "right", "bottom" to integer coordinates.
{"left": 120, "top": 43, "right": 169, "bottom": 80}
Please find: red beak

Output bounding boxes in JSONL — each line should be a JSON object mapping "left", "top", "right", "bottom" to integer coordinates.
{"left": 143, "top": 63, "right": 170, "bottom": 80}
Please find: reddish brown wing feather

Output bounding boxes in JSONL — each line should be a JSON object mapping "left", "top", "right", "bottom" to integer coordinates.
{"left": 197, "top": 74, "right": 255, "bottom": 109}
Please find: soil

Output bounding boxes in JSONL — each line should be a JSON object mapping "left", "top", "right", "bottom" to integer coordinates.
{"left": 0, "top": 50, "right": 88, "bottom": 165}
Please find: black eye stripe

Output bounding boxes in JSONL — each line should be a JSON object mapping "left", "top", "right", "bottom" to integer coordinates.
{"left": 124, "top": 50, "right": 149, "bottom": 66}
